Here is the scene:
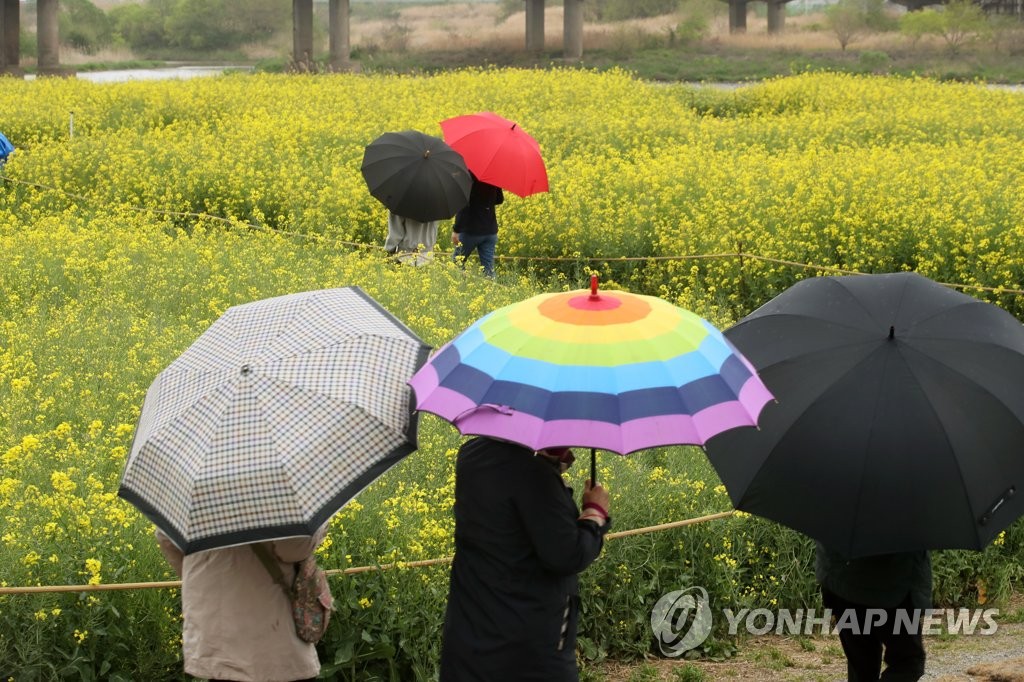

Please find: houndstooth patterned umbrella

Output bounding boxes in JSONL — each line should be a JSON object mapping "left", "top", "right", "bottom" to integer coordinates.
{"left": 118, "top": 287, "right": 431, "bottom": 554}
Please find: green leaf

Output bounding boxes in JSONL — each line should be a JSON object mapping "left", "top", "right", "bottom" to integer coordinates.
{"left": 333, "top": 639, "right": 355, "bottom": 664}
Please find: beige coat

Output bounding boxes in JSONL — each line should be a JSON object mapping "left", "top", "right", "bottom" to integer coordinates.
{"left": 385, "top": 212, "right": 439, "bottom": 266}
{"left": 156, "top": 527, "right": 327, "bottom": 682}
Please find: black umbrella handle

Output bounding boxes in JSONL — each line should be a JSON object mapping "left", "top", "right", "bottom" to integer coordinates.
{"left": 590, "top": 447, "right": 597, "bottom": 488}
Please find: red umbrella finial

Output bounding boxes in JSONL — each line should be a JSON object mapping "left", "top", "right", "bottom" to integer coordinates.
{"left": 590, "top": 275, "right": 599, "bottom": 300}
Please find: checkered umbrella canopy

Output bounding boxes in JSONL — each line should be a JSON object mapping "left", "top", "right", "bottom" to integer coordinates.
{"left": 118, "top": 287, "right": 431, "bottom": 554}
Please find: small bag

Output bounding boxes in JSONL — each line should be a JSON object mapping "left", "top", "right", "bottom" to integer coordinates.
{"left": 251, "top": 543, "right": 334, "bottom": 644}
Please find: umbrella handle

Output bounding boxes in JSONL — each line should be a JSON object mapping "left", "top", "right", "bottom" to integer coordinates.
{"left": 590, "top": 447, "right": 597, "bottom": 488}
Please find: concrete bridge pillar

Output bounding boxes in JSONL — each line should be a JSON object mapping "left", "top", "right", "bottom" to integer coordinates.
{"left": 563, "top": 0, "right": 584, "bottom": 60}
{"left": 37, "top": 0, "right": 63, "bottom": 75}
{"left": 728, "top": 0, "right": 748, "bottom": 33}
{"left": 328, "top": 0, "right": 350, "bottom": 70}
{"left": 525, "top": 0, "right": 545, "bottom": 52}
{"left": 1, "top": 0, "right": 21, "bottom": 75}
{"left": 292, "top": 0, "right": 314, "bottom": 71}
{"left": 766, "top": 0, "right": 787, "bottom": 33}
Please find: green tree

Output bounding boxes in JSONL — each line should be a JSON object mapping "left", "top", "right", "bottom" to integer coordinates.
{"left": 825, "top": 0, "right": 870, "bottom": 50}
{"left": 163, "top": 0, "right": 239, "bottom": 50}
{"left": 109, "top": 0, "right": 176, "bottom": 52}
{"left": 673, "top": 0, "right": 717, "bottom": 46}
{"left": 936, "top": 0, "right": 988, "bottom": 54}
{"left": 824, "top": 0, "right": 894, "bottom": 51}
{"left": 226, "top": 0, "right": 290, "bottom": 41}
{"left": 898, "top": 0, "right": 988, "bottom": 54}
{"left": 591, "top": 0, "right": 683, "bottom": 21}
{"left": 59, "top": 0, "right": 113, "bottom": 54}
{"left": 898, "top": 7, "right": 945, "bottom": 46}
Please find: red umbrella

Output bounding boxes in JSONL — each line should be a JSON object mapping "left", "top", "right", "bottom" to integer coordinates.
{"left": 439, "top": 112, "right": 549, "bottom": 198}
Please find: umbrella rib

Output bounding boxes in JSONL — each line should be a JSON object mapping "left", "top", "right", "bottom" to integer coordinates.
{"left": 178, "top": 382, "right": 240, "bottom": 540}
{"left": 255, "top": 371, "right": 407, "bottom": 443}
{"left": 737, "top": 312, "right": 879, "bottom": 343}
{"left": 250, "top": 381, "right": 307, "bottom": 523}
{"left": 892, "top": 292, "right": 978, "bottom": 332}
{"left": 894, "top": 343, "right": 1013, "bottom": 529}
{"left": 840, "top": 347, "right": 903, "bottom": 555}
{"left": 733, "top": 344, "right": 882, "bottom": 545}
{"left": 244, "top": 374, "right": 410, "bottom": 532}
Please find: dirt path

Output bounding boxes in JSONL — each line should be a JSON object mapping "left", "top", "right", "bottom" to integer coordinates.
{"left": 600, "top": 621, "right": 1024, "bottom": 681}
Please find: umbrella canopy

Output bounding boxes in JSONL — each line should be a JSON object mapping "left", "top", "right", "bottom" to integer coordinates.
{"left": 439, "top": 112, "right": 548, "bottom": 198}
{"left": 409, "top": 277, "right": 772, "bottom": 456}
{"left": 704, "top": 272, "right": 1024, "bottom": 558}
{"left": 361, "top": 130, "right": 473, "bottom": 222}
{"left": 119, "top": 287, "right": 431, "bottom": 554}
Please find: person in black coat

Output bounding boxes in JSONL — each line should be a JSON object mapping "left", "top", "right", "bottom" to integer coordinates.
{"left": 816, "top": 543, "right": 932, "bottom": 681}
{"left": 451, "top": 177, "right": 503, "bottom": 278}
{"left": 439, "top": 437, "right": 611, "bottom": 682}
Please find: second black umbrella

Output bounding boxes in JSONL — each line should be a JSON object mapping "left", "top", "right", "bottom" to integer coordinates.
{"left": 361, "top": 130, "right": 472, "bottom": 223}
{"left": 705, "top": 272, "right": 1024, "bottom": 559}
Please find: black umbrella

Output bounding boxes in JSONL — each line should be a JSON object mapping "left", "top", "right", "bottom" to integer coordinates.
{"left": 704, "top": 272, "right": 1024, "bottom": 558}
{"left": 361, "top": 130, "right": 472, "bottom": 223}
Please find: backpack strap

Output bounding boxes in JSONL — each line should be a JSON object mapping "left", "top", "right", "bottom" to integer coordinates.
{"left": 251, "top": 543, "right": 292, "bottom": 596}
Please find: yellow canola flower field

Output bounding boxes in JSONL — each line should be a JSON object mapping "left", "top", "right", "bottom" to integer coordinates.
{"left": 1, "top": 69, "right": 1022, "bottom": 679}
{"left": 4, "top": 69, "right": 1024, "bottom": 316}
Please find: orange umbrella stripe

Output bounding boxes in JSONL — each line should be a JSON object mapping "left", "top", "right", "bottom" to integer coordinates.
{"left": 536, "top": 291, "right": 652, "bottom": 326}
{"left": 485, "top": 292, "right": 710, "bottom": 349}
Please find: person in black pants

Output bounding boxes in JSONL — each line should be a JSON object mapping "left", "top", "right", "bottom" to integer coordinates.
{"left": 816, "top": 543, "right": 931, "bottom": 681}
{"left": 452, "top": 177, "right": 503, "bottom": 278}
{"left": 439, "top": 437, "right": 611, "bottom": 682}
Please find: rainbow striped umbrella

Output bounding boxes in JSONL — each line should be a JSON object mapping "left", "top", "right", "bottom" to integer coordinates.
{"left": 409, "top": 278, "right": 773, "bottom": 461}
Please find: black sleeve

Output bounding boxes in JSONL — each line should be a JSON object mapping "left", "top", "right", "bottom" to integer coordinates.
{"left": 495, "top": 188, "right": 504, "bottom": 206}
{"left": 452, "top": 205, "right": 465, "bottom": 234}
{"left": 513, "top": 457, "right": 605, "bottom": 576}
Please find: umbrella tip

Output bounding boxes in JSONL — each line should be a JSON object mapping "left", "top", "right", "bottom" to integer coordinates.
{"left": 888, "top": 325, "right": 895, "bottom": 340}
{"left": 590, "top": 274, "right": 599, "bottom": 299}
{"left": 423, "top": 149, "right": 431, "bottom": 159}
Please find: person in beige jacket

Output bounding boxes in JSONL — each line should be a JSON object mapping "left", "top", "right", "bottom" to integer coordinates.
{"left": 156, "top": 526, "right": 328, "bottom": 682}
{"left": 385, "top": 211, "right": 439, "bottom": 266}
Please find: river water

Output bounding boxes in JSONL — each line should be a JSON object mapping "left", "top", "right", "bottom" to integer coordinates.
{"left": 26, "top": 64, "right": 253, "bottom": 82}
{"left": 24, "top": 65, "right": 1023, "bottom": 91}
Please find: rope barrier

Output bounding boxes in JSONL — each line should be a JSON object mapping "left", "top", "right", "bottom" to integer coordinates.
{"left": 4, "top": 172, "right": 1023, "bottom": 297}
{"left": 0, "top": 511, "right": 735, "bottom": 595}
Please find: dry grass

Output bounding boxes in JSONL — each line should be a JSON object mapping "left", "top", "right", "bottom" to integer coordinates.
{"left": 350, "top": 4, "right": 697, "bottom": 52}
{"left": 966, "top": 659, "right": 1024, "bottom": 682}
{"left": 353, "top": 6, "right": 685, "bottom": 54}
{"left": 60, "top": 46, "right": 138, "bottom": 66}
{"left": 342, "top": 3, "right": 938, "bottom": 56}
